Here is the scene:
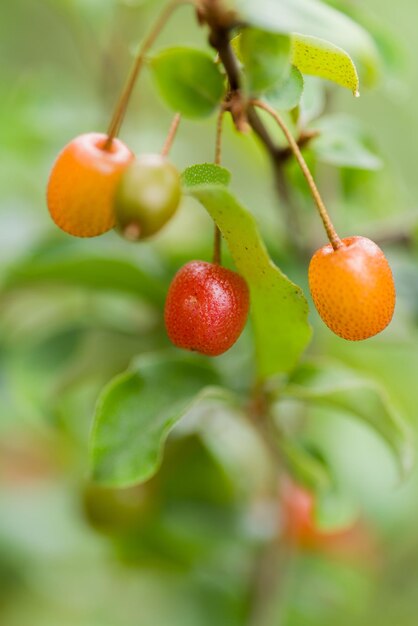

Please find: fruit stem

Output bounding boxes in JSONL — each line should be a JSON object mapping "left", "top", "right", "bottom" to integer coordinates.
{"left": 251, "top": 99, "right": 343, "bottom": 251}
{"left": 104, "top": 0, "right": 192, "bottom": 150}
{"left": 213, "top": 106, "right": 225, "bottom": 265}
{"left": 161, "top": 113, "right": 182, "bottom": 157}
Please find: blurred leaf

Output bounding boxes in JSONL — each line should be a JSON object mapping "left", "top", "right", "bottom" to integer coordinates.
{"left": 150, "top": 47, "right": 225, "bottom": 118}
{"left": 156, "top": 434, "right": 237, "bottom": 507}
{"left": 3, "top": 245, "right": 166, "bottom": 305}
{"left": 240, "top": 28, "right": 291, "bottom": 93}
{"left": 299, "top": 75, "right": 326, "bottom": 124}
{"left": 292, "top": 34, "right": 359, "bottom": 95}
{"left": 283, "top": 359, "right": 414, "bottom": 478}
{"left": 188, "top": 185, "right": 312, "bottom": 378}
{"left": 265, "top": 66, "right": 304, "bottom": 111}
{"left": 234, "top": 0, "right": 380, "bottom": 84}
{"left": 311, "top": 114, "right": 382, "bottom": 170}
{"left": 90, "top": 353, "right": 220, "bottom": 487}
{"left": 314, "top": 488, "right": 359, "bottom": 532}
{"left": 277, "top": 437, "right": 332, "bottom": 491}
{"left": 181, "top": 163, "right": 231, "bottom": 188}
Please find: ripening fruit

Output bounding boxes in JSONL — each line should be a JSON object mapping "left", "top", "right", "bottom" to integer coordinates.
{"left": 82, "top": 482, "right": 150, "bottom": 533}
{"left": 281, "top": 481, "right": 375, "bottom": 562}
{"left": 47, "top": 132, "right": 134, "bottom": 237}
{"left": 164, "top": 260, "right": 250, "bottom": 356}
{"left": 114, "top": 154, "right": 181, "bottom": 241}
{"left": 308, "top": 236, "right": 396, "bottom": 341}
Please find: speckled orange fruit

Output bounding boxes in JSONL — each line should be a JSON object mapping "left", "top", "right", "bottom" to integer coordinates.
{"left": 308, "top": 236, "right": 395, "bottom": 341}
{"left": 164, "top": 261, "right": 250, "bottom": 356}
{"left": 47, "top": 132, "right": 134, "bottom": 237}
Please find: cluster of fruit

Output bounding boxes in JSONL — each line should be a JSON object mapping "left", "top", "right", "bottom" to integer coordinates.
{"left": 47, "top": 129, "right": 396, "bottom": 354}
{"left": 47, "top": 132, "right": 250, "bottom": 356}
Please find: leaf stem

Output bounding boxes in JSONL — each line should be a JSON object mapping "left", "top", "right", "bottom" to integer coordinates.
{"left": 104, "top": 0, "right": 192, "bottom": 150}
{"left": 161, "top": 112, "right": 182, "bottom": 157}
{"left": 251, "top": 99, "right": 343, "bottom": 250}
{"left": 213, "top": 106, "right": 225, "bottom": 265}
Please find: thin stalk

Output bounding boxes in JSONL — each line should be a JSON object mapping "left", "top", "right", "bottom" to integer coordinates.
{"left": 251, "top": 99, "right": 343, "bottom": 250}
{"left": 104, "top": 0, "right": 191, "bottom": 149}
{"left": 212, "top": 107, "right": 225, "bottom": 265}
{"left": 161, "top": 113, "right": 181, "bottom": 157}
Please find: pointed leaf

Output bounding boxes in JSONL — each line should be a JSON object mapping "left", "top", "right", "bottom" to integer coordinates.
{"left": 188, "top": 185, "right": 312, "bottom": 378}
{"left": 150, "top": 47, "right": 225, "bottom": 118}
{"left": 292, "top": 34, "right": 359, "bottom": 95}
{"left": 234, "top": 0, "right": 380, "bottom": 84}
{"left": 283, "top": 360, "right": 414, "bottom": 478}
{"left": 90, "top": 353, "right": 220, "bottom": 487}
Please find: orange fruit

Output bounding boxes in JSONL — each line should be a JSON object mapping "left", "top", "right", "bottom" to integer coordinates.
{"left": 309, "top": 236, "right": 396, "bottom": 341}
{"left": 47, "top": 132, "right": 134, "bottom": 237}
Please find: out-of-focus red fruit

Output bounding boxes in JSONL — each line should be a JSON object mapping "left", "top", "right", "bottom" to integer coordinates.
{"left": 281, "top": 481, "right": 376, "bottom": 563}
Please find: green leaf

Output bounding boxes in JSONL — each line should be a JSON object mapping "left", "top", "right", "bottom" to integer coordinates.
{"left": 234, "top": 0, "right": 380, "bottom": 84}
{"left": 265, "top": 65, "right": 304, "bottom": 111}
{"left": 311, "top": 114, "right": 382, "bottom": 170}
{"left": 90, "top": 353, "right": 220, "bottom": 487}
{"left": 156, "top": 434, "right": 238, "bottom": 507}
{"left": 299, "top": 75, "right": 326, "bottom": 124}
{"left": 188, "top": 185, "right": 312, "bottom": 378}
{"left": 150, "top": 47, "right": 225, "bottom": 118}
{"left": 2, "top": 244, "right": 166, "bottom": 305}
{"left": 283, "top": 360, "right": 414, "bottom": 478}
{"left": 314, "top": 488, "right": 359, "bottom": 532}
{"left": 240, "top": 28, "right": 291, "bottom": 93}
{"left": 181, "top": 163, "right": 231, "bottom": 188}
{"left": 277, "top": 437, "right": 332, "bottom": 491}
{"left": 292, "top": 34, "right": 359, "bottom": 95}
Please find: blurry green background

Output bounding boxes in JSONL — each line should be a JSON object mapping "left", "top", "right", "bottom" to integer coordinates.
{"left": 0, "top": 0, "right": 418, "bottom": 624}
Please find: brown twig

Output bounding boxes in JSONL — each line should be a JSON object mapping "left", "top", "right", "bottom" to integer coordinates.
{"left": 213, "top": 106, "right": 225, "bottom": 264}
{"left": 204, "top": 22, "right": 327, "bottom": 252}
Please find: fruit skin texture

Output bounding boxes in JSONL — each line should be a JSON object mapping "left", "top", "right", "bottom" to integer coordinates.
{"left": 47, "top": 132, "right": 134, "bottom": 237}
{"left": 308, "top": 236, "right": 395, "bottom": 341}
{"left": 114, "top": 154, "right": 181, "bottom": 241}
{"left": 164, "top": 261, "right": 250, "bottom": 357}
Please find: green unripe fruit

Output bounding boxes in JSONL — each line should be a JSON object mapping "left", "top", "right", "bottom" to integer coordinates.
{"left": 81, "top": 482, "right": 151, "bottom": 533}
{"left": 114, "top": 154, "right": 181, "bottom": 241}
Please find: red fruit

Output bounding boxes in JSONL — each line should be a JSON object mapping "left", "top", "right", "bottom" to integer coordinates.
{"left": 47, "top": 132, "right": 134, "bottom": 237}
{"left": 308, "top": 236, "right": 396, "bottom": 340}
{"left": 164, "top": 261, "right": 250, "bottom": 356}
{"left": 281, "top": 481, "right": 319, "bottom": 548}
{"left": 281, "top": 481, "right": 376, "bottom": 563}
